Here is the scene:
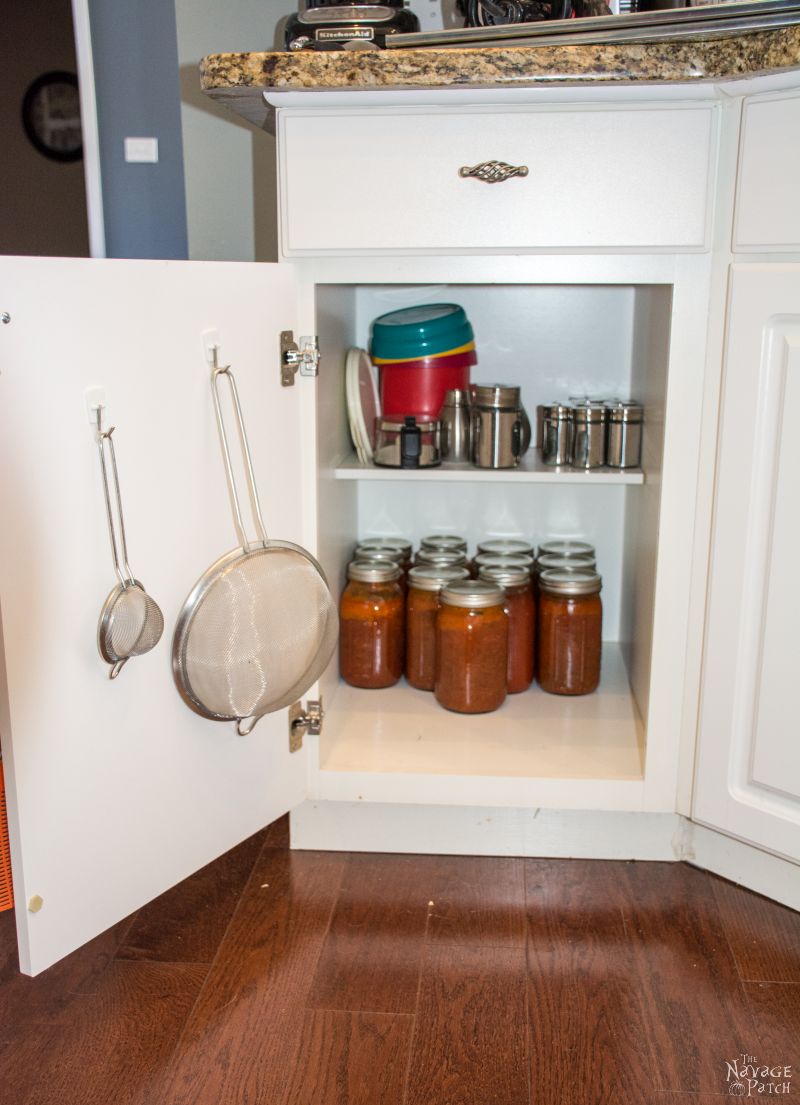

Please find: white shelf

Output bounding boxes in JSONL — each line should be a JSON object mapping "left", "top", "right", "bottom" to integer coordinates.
{"left": 334, "top": 452, "right": 645, "bottom": 484}
{"left": 320, "top": 643, "right": 644, "bottom": 782}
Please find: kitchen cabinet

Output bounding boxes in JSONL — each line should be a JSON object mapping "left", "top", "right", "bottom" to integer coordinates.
{"left": 2, "top": 73, "right": 799, "bottom": 977}
{"left": 692, "top": 287, "right": 800, "bottom": 859}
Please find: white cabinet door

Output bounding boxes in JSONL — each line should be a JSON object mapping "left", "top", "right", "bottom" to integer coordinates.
{"left": 694, "top": 264, "right": 800, "bottom": 863}
{"left": 0, "top": 256, "right": 311, "bottom": 974}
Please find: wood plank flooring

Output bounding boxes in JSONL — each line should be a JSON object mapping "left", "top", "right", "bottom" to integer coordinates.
{"left": 0, "top": 820, "right": 797, "bottom": 1105}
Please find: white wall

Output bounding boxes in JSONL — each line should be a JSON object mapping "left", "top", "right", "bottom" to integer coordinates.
{"left": 174, "top": 0, "right": 287, "bottom": 262}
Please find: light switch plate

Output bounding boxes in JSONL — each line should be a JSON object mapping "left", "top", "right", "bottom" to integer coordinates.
{"left": 124, "top": 137, "right": 159, "bottom": 163}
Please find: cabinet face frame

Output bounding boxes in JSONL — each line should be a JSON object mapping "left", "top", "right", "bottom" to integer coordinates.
{"left": 293, "top": 252, "right": 715, "bottom": 818}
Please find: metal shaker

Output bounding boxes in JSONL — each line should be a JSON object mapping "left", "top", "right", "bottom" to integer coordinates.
{"left": 471, "top": 384, "right": 524, "bottom": 469}
{"left": 438, "top": 388, "right": 472, "bottom": 464}
{"left": 572, "top": 401, "right": 608, "bottom": 469}
{"left": 606, "top": 401, "right": 643, "bottom": 468}
{"left": 541, "top": 403, "right": 574, "bottom": 466}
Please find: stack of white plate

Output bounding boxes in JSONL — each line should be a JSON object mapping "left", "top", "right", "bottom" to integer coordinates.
{"left": 345, "top": 348, "right": 380, "bottom": 466}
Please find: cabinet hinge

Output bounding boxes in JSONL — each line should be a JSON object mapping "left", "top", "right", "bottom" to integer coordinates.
{"left": 288, "top": 697, "right": 323, "bottom": 752}
{"left": 281, "top": 331, "right": 319, "bottom": 387}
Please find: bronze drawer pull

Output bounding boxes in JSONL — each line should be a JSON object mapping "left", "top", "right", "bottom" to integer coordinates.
{"left": 458, "top": 161, "right": 529, "bottom": 184}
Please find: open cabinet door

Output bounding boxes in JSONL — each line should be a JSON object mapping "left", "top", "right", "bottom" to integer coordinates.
{"left": 0, "top": 256, "right": 313, "bottom": 974}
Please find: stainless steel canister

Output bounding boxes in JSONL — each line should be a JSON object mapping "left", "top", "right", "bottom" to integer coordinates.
{"left": 438, "top": 388, "right": 472, "bottom": 464}
{"left": 606, "top": 401, "right": 643, "bottom": 468}
{"left": 541, "top": 403, "right": 574, "bottom": 466}
{"left": 572, "top": 402, "right": 608, "bottom": 469}
{"left": 471, "top": 384, "right": 524, "bottom": 469}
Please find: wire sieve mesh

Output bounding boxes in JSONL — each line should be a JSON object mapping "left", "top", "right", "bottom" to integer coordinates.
{"left": 103, "top": 584, "right": 165, "bottom": 661}
{"left": 174, "top": 545, "right": 338, "bottom": 723}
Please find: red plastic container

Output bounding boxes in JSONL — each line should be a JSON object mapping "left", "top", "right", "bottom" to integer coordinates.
{"left": 379, "top": 349, "right": 476, "bottom": 418}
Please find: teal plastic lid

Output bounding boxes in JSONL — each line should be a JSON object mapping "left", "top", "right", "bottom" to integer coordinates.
{"left": 371, "top": 303, "right": 474, "bottom": 360}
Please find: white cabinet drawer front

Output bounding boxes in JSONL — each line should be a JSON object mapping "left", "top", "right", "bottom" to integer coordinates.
{"left": 735, "top": 92, "right": 800, "bottom": 251}
{"left": 279, "top": 106, "right": 713, "bottom": 255}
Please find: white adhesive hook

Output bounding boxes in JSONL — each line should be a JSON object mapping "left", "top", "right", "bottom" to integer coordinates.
{"left": 84, "top": 386, "right": 106, "bottom": 424}
{"left": 201, "top": 328, "right": 222, "bottom": 367}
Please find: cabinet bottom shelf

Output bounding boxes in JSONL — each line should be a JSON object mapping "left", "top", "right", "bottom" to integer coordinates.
{"left": 320, "top": 642, "right": 644, "bottom": 783}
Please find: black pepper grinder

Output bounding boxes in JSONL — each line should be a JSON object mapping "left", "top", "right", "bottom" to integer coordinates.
{"left": 400, "top": 416, "right": 421, "bottom": 468}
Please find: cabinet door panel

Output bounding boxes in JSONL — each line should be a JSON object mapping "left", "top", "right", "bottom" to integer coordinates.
{"left": 694, "top": 264, "right": 800, "bottom": 863}
{"left": 0, "top": 257, "right": 309, "bottom": 974}
{"left": 279, "top": 105, "right": 713, "bottom": 255}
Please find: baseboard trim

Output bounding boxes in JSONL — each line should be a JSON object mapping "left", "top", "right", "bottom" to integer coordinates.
{"left": 680, "top": 821, "right": 800, "bottom": 911}
{"left": 291, "top": 801, "right": 682, "bottom": 861}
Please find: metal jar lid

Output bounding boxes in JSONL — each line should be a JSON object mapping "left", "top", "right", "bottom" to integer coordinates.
{"left": 416, "top": 548, "right": 467, "bottom": 567}
{"left": 474, "top": 553, "right": 533, "bottom": 572}
{"left": 354, "top": 546, "right": 404, "bottom": 566}
{"left": 356, "top": 537, "right": 412, "bottom": 559}
{"left": 440, "top": 579, "right": 505, "bottom": 609}
{"left": 408, "top": 565, "right": 470, "bottom": 592}
{"left": 479, "top": 564, "right": 531, "bottom": 588}
{"left": 572, "top": 402, "right": 607, "bottom": 425}
{"left": 477, "top": 538, "right": 534, "bottom": 557}
{"left": 536, "top": 553, "right": 597, "bottom": 573}
{"left": 542, "top": 403, "right": 574, "bottom": 421}
{"left": 420, "top": 534, "right": 468, "bottom": 554}
{"left": 606, "top": 401, "right": 643, "bottom": 424}
{"left": 537, "top": 539, "right": 595, "bottom": 559}
{"left": 538, "top": 568, "right": 602, "bottom": 596}
{"left": 348, "top": 560, "right": 402, "bottom": 583}
{"left": 471, "top": 384, "right": 521, "bottom": 410}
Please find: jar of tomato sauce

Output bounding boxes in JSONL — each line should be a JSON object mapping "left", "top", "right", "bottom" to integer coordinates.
{"left": 406, "top": 565, "right": 469, "bottom": 691}
{"left": 435, "top": 580, "right": 508, "bottom": 714}
{"left": 340, "top": 561, "right": 404, "bottom": 689}
{"left": 479, "top": 564, "right": 535, "bottom": 693}
{"left": 537, "top": 568, "right": 602, "bottom": 696}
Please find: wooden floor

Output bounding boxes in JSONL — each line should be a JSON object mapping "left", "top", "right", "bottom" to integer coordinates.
{"left": 0, "top": 820, "right": 798, "bottom": 1105}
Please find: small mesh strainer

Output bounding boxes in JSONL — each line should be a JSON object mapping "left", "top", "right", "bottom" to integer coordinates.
{"left": 172, "top": 357, "right": 337, "bottom": 736}
{"left": 94, "top": 409, "right": 164, "bottom": 679}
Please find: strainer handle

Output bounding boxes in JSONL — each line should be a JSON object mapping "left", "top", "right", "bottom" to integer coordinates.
{"left": 211, "top": 364, "right": 269, "bottom": 550}
{"left": 96, "top": 411, "right": 135, "bottom": 587}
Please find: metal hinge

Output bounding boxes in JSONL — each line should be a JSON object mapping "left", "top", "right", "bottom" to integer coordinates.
{"left": 288, "top": 697, "right": 323, "bottom": 752}
{"left": 281, "top": 331, "right": 319, "bottom": 387}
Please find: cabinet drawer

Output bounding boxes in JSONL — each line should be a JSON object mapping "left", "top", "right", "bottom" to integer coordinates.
{"left": 734, "top": 92, "right": 800, "bottom": 251}
{"left": 279, "top": 105, "right": 714, "bottom": 255}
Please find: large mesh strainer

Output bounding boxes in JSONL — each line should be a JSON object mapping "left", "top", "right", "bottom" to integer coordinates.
{"left": 95, "top": 408, "right": 164, "bottom": 679}
{"left": 172, "top": 356, "right": 337, "bottom": 736}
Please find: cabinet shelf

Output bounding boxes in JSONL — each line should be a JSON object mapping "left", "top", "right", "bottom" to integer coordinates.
{"left": 320, "top": 643, "right": 644, "bottom": 784}
{"left": 334, "top": 452, "right": 645, "bottom": 484}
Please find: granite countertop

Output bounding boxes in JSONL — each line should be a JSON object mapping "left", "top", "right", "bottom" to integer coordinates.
{"left": 200, "top": 23, "right": 800, "bottom": 126}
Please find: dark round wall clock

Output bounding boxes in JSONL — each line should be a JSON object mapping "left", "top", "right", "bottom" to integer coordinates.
{"left": 21, "top": 71, "right": 83, "bottom": 163}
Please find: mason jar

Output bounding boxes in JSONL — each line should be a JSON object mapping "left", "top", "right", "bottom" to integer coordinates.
{"left": 339, "top": 561, "right": 404, "bottom": 689}
{"left": 537, "top": 568, "right": 603, "bottom": 696}
{"left": 435, "top": 580, "right": 508, "bottom": 714}
{"left": 479, "top": 564, "right": 535, "bottom": 693}
{"left": 406, "top": 564, "right": 469, "bottom": 692}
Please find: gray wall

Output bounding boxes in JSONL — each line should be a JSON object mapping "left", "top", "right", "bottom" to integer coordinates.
{"left": 0, "top": 0, "right": 89, "bottom": 257}
{"left": 175, "top": 0, "right": 285, "bottom": 263}
{"left": 89, "top": 0, "right": 188, "bottom": 259}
